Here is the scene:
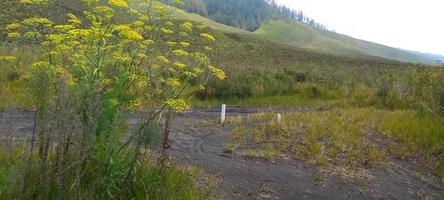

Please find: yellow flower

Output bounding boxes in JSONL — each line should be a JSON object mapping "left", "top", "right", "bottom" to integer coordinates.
{"left": 174, "top": 62, "right": 186, "bottom": 68}
{"left": 200, "top": 33, "right": 215, "bottom": 41}
{"left": 133, "top": 20, "right": 144, "bottom": 27}
{"left": 172, "top": 49, "right": 189, "bottom": 57}
{"left": 0, "top": 56, "right": 17, "bottom": 61}
{"left": 166, "top": 99, "right": 190, "bottom": 112}
{"left": 180, "top": 42, "right": 190, "bottom": 47}
{"left": 154, "top": 4, "right": 165, "bottom": 13}
{"left": 22, "top": 18, "right": 53, "bottom": 27}
{"left": 101, "top": 78, "right": 112, "bottom": 86}
{"left": 122, "top": 30, "right": 143, "bottom": 41}
{"left": 55, "top": 66, "right": 66, "bottom": 75}
{"left": 92, "top": 6, "right": 115, "bottom": 19}
{"left": 113, "top": 52, "right": 131, "bottom": 62}
{"left": 113, "top": 24, "right": 131, "bottom": 32}
{"left": 179, "top": 32, "right": 189, "bottom": 37}
{"left": 48, "top": 34, "right": 65, "bottom": 44}
{"left": 55, "top": 44, "right": 70, "bottom": 52}
{"left": 167, "top": 41, "right": 177, "bottom": 46}
{"left": 67, "top": 14, "right": 81, "bottom": 25}
{"left": 161, "top": 28, "right": 174, "bottom": 34}
{"left": 129, "top": 99, "right": 143, "bottom": 110}
{"left": 31, "top": 61, "right": 50, "bottom": 68}
{"left": 7, "top": 32, "right": 21, "bottom": 39}
{"left": 157, "top": 56, "right": 170, "bottom": 64}
{"left": 108, "top": 0, "right": 128, "bottom": 8}
{"left": 113, "top": 25, "right": 143, "bottom": 41}
{"left": 136, "top": 80, "right": 148, "bottom": 90}
{"left": 6, "top": 23, "right": 20, "bottom": 31}
{"left": 54, "top": 25, "right": 75, "bottom": 32}
{"left": 208, "top": 66, "right": 226, "bottom": 80}
{"left": 183, "top": 71, "right": 197, "bottom": 78}
{"left": 20, "top": 0, "right": 50, "bottom": 5}
{"left": 165, "top": 78, "right": 181, "bottom": 88}
{"left": 68, "top": 29, "right": 91, "bottom": 38}
{"left": 180, "top": 22, "right": 193, "bottom": 32}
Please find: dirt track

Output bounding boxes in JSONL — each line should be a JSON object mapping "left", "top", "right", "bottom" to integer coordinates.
{"left": 1, "top": 108, "right": 443, "bottom": 200}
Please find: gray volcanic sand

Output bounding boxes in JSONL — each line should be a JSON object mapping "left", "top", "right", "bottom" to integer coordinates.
{"left": 1, "top": 108, "right": 443, "bottom": 200}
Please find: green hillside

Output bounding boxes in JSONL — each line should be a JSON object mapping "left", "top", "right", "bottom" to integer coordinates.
{"left": 0, "top": 0, "right": 432, "bottom": 63}
{"left": 255, "top": 20, "right": 431, "bottom": 63}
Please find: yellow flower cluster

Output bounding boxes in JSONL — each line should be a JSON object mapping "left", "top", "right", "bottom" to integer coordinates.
{"left": 129, "top": 99, "right": 143, "bottom": 110}
{"left": 166, "top": 99, "right": 190, "bottom": 112}
{"left": 54, "top": 25, "right": 75, "bottom": 32}
{"left": 167, "top": 41, "right": 177, "bottom": 46}
{"left": 173, "top": 49, "right": 189, "bottom": 57}
{"left": 165, "top": 78, "right": 181, "bottom": 88}
{"left": 208, "top": 66, "right": 226, "bottom": 80}
{"left": 161, "top": 28, "right": 174, "bottom": 34}
{"left": 0, "top": 56, "right": 17, "bottom": 61}
{"left": 20, "top": 0, "right": 50, "bottom": 5}
{"left": 180, "top": 42, "right": 190, "bottom": 47}
{"left": 108, "top": 0, "right": 128, "bottom": 8}
{"left": 179, "top": 32, "right": 188, "bottom": 37}
{"left": 7, "top": 33, "right": 21, "bottom": 39}
{"left": 174, "top": 62, "right": 186, "bottom": 68}
{"left": 68, "top": 29, "right": 92, "bottom": 38}
{"left": 23, "top": 18, "right": 53, "bottom": 27}
{"left": 113, "top": 25, "right": 143, "bottom": 41}
{"left": 67, "top": 14, "right": 81, "bottom": 25}
{"left": 180, "top": 22, "right": 193, "bottom": 32}
{"left": 157, "top": 56, "right": 170, "bottom": 64}
{"left": 200, "top": 33, "right": 216, "bottom": 41}
{"left": 6, "top": 23, "right": 20, "bottom": 31}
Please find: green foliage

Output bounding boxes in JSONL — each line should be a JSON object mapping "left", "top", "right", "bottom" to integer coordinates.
{"left": 0, "top": 0, "right": 223, "bottom": 198}
{"left": 0, "top": 148, "right": 217, "bottom": 199}
{"left": 377, "top": 110, "right": 444, "bottom": 176}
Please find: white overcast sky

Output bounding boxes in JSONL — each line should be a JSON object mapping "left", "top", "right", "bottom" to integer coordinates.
{"left": 276, "top": 0, "right": 444, "bottom": 55}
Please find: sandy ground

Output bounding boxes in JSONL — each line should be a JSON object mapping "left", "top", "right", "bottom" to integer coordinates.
{"left": 1, "top": 108, "right": 443, "bottom": 200}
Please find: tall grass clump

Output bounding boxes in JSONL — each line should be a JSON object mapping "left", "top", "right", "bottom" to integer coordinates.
{"left": 0, "top": 0, "right": 224, "bottom": 199}
{"left": 378, "top": 110, "right": 444, "bottom": 177}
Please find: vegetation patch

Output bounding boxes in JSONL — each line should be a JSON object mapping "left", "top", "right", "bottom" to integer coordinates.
{"left": 227, "top": 108, "right": 444, "bottom": 177}
{"left": 0, "top": 0, "right": 224, "bottom": 198}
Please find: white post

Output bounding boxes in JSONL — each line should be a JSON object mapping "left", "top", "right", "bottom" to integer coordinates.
{"left": 220, "top": 104, "right": 226, "bottom": 124}
{"left": 277, "top": 113, "right": 282, "bottom": 124}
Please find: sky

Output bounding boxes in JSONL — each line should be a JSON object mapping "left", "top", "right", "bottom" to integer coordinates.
{"left": 276, "top": 0, "right": 444, "bottom": 55}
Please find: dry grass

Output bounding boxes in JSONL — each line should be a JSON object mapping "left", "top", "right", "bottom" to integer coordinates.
{"left": 228, "top": 108, "right": 444, "bottom": 177}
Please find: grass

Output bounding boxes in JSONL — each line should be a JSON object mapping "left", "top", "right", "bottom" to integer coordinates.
{"left": 255, "top": 20, "right": 432, "bottom": 64}
{"left": 192, "top": 93, "right": 346, "bottom": 108}
{"left": 0, "top": 147, "right": 219, "bottom": 200}
{"left": 378, "top": 111, "right": 444, "bottom": 171}
{"left": 227, "top": 108, "right": 444, "bottom": 177}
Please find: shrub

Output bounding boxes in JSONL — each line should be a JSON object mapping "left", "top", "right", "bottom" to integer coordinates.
{"left": 0, "top": 0, "right": 224, "bottom": 198}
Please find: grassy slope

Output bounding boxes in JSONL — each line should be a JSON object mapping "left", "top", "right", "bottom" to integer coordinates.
{"left": 255, "top": 20, "right": 431, "bottom": 64}
{"left": 0, "top": 0, "right": 430, "bottom": 64}
{"left": 0, "top": 2, "right": 434, "bottom": 108}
